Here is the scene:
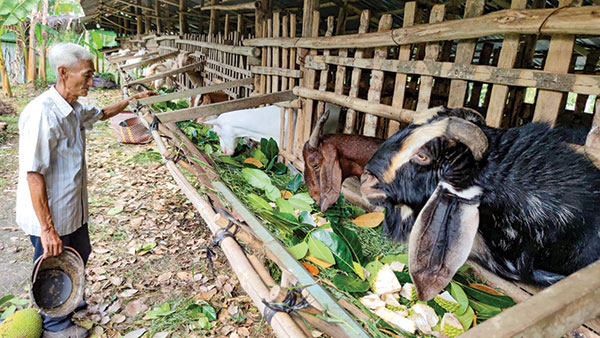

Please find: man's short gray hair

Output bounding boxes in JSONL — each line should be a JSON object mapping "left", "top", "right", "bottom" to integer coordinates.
{"left": 49, "top": 43, "right": 94, "bottom": 76}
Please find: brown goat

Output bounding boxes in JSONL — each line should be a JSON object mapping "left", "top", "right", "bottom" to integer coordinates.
{"left": 303, "top": 110, "right": 384, "bottom": 212}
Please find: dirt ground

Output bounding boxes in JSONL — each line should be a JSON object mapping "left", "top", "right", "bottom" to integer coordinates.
{"left": 0, "top": 87, "right": 274, "bottom": 338}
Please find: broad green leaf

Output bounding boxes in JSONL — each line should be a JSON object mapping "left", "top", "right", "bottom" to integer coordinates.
{"left": 332, "top": 274, "right": 370, "bottom": 293}
{"left": 380, "top": 254, "right": 408, "bottom": 266}
{"left": 0, "top": 295, "right": 14, "bottom": 307}
{"left": 311, "top": 230, "right": 354, "bottom": 273}
{"left": 307, "top": 235, "right": 335, "bottom": 265}
{"left": 461, "top": 283, "right": 515, "bottom": 308}
{"left": 455, "top": 305, "right": 475, "bottom": 330}
{"left": 275, "top": 197, "right": 294, "bottom": 214}
{"left": 352, "top": 261, "right": 365, "bottom": 280}
{"left": 107, "top": 205, "right": 124, "bottom": 216}
{"left": 1, "top": 0, "right": 40, "bottom": 27}
{"left": 9, "top": 298, "right": 29, "bottom": 306}
{"left": 365, "top": 259, "right": 384, "bottom": 284}
{"left": 196, "top": 316, "right": 210, "bottom": 329}
{"left": 247, "top": 193, "right": 272, "bottom": 210}
{"left": 201, "top": 304, "right": 217, "bottom": 321}
{"left": 298, "top": 210, "right": 315, "bottom": 226}
{"left": 0, "top": 305, "right": 16, "bottom": 320}
{"left": 271, "top": 162, "right": 287, "bottom": 174}
{"left": 286, "top": 174, "right": 303, "bottom": 193}
{"left": 264, "top": 184, "right": 282, "bottom": 202}
{"left": 253, "top": 148, "right": 268, "bottom": 165}
{"left": 468, "top": 299, "right": 502, "bottom": 315}
{"left": 242, "top": 168, "right": 271, "bottom": 189}
{"left": 450, "top": 282, "right": 469, "bottom": 315}
{"left": 145, "top": 302, "right": 175, "bottom": 319}
{"left": 288, "top": 193, "right": 314, "bottom": 212}
{"left": 218, "top": 156, "right": 243, "bottom": 167}
{"left": 288, "top": 241, "right": 308, "bottom": 260}
{"left": 331, "top": 223, "right": 363, "bottom": 264}
{"left": 260, "top": 137, "right": 279, "bottom": 161}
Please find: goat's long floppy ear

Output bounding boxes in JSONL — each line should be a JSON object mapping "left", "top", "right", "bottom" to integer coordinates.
{"left": 318, "top": 142, "right": 342, "bottom": 212}
{"left": 408, "top": 183, "right": 481, "bottom": 301}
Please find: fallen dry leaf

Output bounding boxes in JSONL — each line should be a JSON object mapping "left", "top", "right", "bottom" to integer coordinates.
{"left": 352, "top": 212, "right": 385, "bottom": 228}
{"left": 305, "top": 254, "right": 334, "bottom": 269}
{"left": 112, "top": 313, "right": 126, "bottom": 324}
{"left": 301, "top": 262, "right": 319, "bottom": 275}
{"left": 124, "top": 299, "right": 147, "bottom": 317}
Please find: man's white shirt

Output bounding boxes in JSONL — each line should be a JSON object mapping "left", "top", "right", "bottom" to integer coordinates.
{"left": 16, "top": 86, "right": 103, "bottom": 236}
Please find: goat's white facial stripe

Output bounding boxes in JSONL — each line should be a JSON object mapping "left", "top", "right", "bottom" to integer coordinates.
{"left": 383, "top": 120, "right": 449, "bottom": 183}
{"left": 440, "top": 182, "right": 482, "bottom": 200}
{"left": 400, "top": 204, "right": 413, "bottom": 221}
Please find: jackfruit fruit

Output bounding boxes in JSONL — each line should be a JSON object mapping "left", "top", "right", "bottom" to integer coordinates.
{"left": 434, "top": 291, "right": 460, "bottom": 313}
{"left": 399, "top": 283, "right": 417, "bottom": 302}
{"left": 374, "top": 307, "right": 416, "bottom": 334}
{"left": 371, "top": 264, "right": 402, "bottom": 295}
{"left": 0, "top": 308, "right": 43, "bottom": 338}
{"left": 441, "top": 313, "right": 465, "bottom": 337}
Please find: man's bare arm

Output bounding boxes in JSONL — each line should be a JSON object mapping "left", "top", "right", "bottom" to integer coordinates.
{"left": 100, "top": 90, "right": 157, "bottom": 120}
{"left": 27, "top": 172, "right": 62, "bottom": 258}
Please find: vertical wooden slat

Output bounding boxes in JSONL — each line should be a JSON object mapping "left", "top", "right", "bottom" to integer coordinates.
{"left": 260, "top": 21, "right": 267, "bottom": 94}
{"left": 446, "top": 0, "right": 484, "bottom": 108}
{"left": 485, "top": 0, "right": 528, "bottom": 127}
{"left": 575, "top": 52, "right": 600, "bottom": 113}
{"left": 224, "top": 14, "right": 230, "bottom": 37}
{"left": 468, "top": 43, "right": 493, "bottom": 108}
{"left": 363, "top": 14, "right": 392, "bottom": 137}
{"left": 388, "top": 1, "right": 416, "bottom": 137}
{"left": 272, "top": 12, "right": 281, "bottom": 93}
{"left": 281, "top": 14, "right": 290, "bottom": 158}
{"left": 287, "top": 14, "right": 297, "bottom": 157}
{"left": 343, "top": 10, "right": 371, "bottom": 134}
{"left": 237, "top": 14, "right": 243, "bottom": 33}
{"left": 266, "top": 18, "right": 273, "bottom": 94}
{"left": 532, "top": 0, "right": 577, "bottom": 126}
{"left": 154, "top": 0, "right": 161, "bottom": 32}
{"left": 415, "top": 5, "right": 445, "bottom": 112}
{"left": 316, "top": 16, "right": 335, "bottom": 117}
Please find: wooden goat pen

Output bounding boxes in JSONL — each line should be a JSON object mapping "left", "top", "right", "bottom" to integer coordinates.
{"left": 105, "top": 1, "right": 600, "bottom": 336}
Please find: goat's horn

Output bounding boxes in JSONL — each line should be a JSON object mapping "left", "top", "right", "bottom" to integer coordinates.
{"left": 445, "top": 117, "right": 488, "bottom": 160}
{"left": 308, "top": 110, "right": 330, "bottom": 147}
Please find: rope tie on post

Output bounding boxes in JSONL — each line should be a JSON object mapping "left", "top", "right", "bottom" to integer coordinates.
{"left": 262, "top": 288, "right": 310, "bottom": 324}
{"left": 199, "top": 215, "right": 240, "bottom": 277}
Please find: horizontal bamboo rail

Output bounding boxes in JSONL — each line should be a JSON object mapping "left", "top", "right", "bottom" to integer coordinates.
{"left": 176, "top": 38, "right": 261, "bottom": 57}
{"left": 120, "top": 51, "right": 180, "bottom": 71}
{"left": 198, "top": 1, "right": 259, "bottom": 11}
{"left": 139, "top": 78, "right": 254, "bottom": 105}
{"left": 243, "top": 6, "right": 600, "bottom": 49}
{"left": 126, "top": 62, "right": 204, "bottom": 86}
{"left": 155, "top": 90, "right": 296, "bottom": 123}
{"left": 251, "top": 66, "right": 303, "bottom": 78}
{"left": 107, "top": 51, "right": 158, "bottom": 64}
{"left": 304, "top": 55, "right": 600, "bottom": 96}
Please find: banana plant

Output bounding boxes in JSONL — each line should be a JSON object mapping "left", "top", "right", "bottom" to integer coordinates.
{"left": 0, "top": 0, "right": 41, "bottom": 96}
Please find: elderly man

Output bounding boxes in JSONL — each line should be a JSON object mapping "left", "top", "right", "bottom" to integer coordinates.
{"left": 17, "top": 42, "right": 155, "bottom": 337}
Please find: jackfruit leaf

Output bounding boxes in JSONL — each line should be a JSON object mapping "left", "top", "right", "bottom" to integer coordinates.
{"left": 365, "top": 259, "right": 384, "bottom": 284}
{"left": 107, "top": 205, "right": 124, "bottom": 216}
{"left": 469, "top": 283, "right": 505, "bottom": 296}
{"left": 450, "top": 282, "right": 470, "bottom": 315}
{"left": 305, "top": 254, "right": 334, "bottom": 269}
{"left": 145, "top": 302, "right": 175, "bottom": 319}
{"left": 298, "top": 211, "right": 315, "bottom": 226}
{"left": 0, "top": 305, "right": 15, "bottom": 320}
{"left": 301, "top": 261, "right": 320, "bottom": 275}
{"left": 276, "top": 197, "right": 294, "bottom": 214}
{"left": 201, "top": 304, "right": 217, "bottom": 321}
{"left": 243, "top": 157, "right": 264, "bottom": 168}
{"left": 187, "top": 303, "right": 216, "bottom": 321}
{"left": 352, "top": 261, "right": 365, "bottom": 280}
{"left": 307, "top": 235, "right": 335, "bottom": 265}
{"left": 286, "top": 173, "right": 303, "bottom": 193}
{"left": 260, "top": 137, "right": 279, "bottom": 161}
{"left": 288, "top": 241, "right": 309, "bottom": 260}
{"left": 265, "top": 184, "right": 282, "bottom": 202}
{"left": 333, "top": 273, "right": 370, "bottom": 293}
{"left": 352, "top": 212, "right": 385, "bottom": 228}
{"left": 196, "top": 316, "right": 211, "bottom": 330}
{"left": 204, "top": 144, "right": 214, "bottom": 155}
{"left": 458, "top": 263, "right": 470, "bottom": 273}
{"left": 137, "top": 242, "right": 157, "bottom": 254}
{"left": 331, "top": 223, "right": 363, "bottom": 264}
{"left": 288, "top": 193, "right": 314, "bottom": 212}
{"left": 219, "top": 156, "right": 243, "bottom": 167}
{"left": 468, "top": 299, "right": 502, "bottom": 316}
{"left": 247, "top": 193, "right": 272, "bottom": 210}
{"left": 242, "top": 168, "right": 271, "bottom": 189}
{"left": 253, "top": 148, "right": 269, "bottom": 165}
{"left": 8, "top": 298, "right": 29, "bottom": 306}
{"left": 0, "top": 295, "right": 14, "bottom": 307}
{"left": 455, "top": 305, "right": 475, "bottom": 330}
{"left": 461, "top": 283, "right": 515, "bottom": 308}
{"left": 271, "top": 162, "right": 287, "bottom": 174}
{"left": 280, "top": 190, "right": 293, "bottom": 199}
{"left": 380, "top": 254, "right": 408, "bottom": 266}
{"left": 393, "top": 271, "right": 413, "bottom": 284}
{"left": 311, "top": 230, "right": 354, "bottom": 273}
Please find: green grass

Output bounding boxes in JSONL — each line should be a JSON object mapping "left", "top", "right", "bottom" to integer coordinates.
{"left": 129, "top": 148, "right": 162, "bottom": 166}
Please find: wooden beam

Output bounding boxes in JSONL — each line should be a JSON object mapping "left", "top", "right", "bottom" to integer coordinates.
{"left": 126, "top": 62, "right": 204, "bottom": 86}
{"left": 139, "top": 78, "right": 254, "bottom": 105}
{"left": 304, "top": 55, "right": 600, "bottom": 96}
{"left": 155, "top": 90, "right": 297, "bottom": 123}
{"left": 113, "top": 0, "right": 154, "bottom": 12}
{"left": 120, "top": 51, "right": 179, "bottom": 70}
{"left": 107, "top": 51, "right": 158, "bottom": 64}
{"left": 460, "top": 260, "right": 600, "bottom": 338}
{"left": 155, "top": 0, "right": 161, "bottom": 32}
{"left": 209, "top": 0, "right": 219, "bottom": 35}
{"left": 243, "top": 6, "right": 600, "bottom": 49}
{"left": 176, "top": 39, "right": 261, "bottom": 57}
{"left": 199, "top": 1, "right": 259, "bottom": 11}
{"left": 179, "top": 0, "right": 188, "bottom": 33}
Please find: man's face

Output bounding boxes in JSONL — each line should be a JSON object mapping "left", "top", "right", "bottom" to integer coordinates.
{"left": 59, "top": 60, "right": 95, "bottom": 97}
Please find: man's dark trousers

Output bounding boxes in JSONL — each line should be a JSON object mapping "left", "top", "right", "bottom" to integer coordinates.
{"left": 30, "top": 224, "right": 91, "bottom": 332}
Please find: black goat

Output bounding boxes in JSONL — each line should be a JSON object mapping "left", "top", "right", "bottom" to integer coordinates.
{"left": 361, "top": 107, "right": 600, "bottom": 301}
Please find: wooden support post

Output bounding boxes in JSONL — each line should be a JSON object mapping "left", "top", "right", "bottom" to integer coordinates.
{"left": 266, "top": 18, "right": 273, "bottom": 94}
{"left": 301, "top": 0, "right": 319, "bottom": 38}
{"left": 280, "top": 14, "right": 290, "bottom": 160}
{"left": 447, "top": 0, "right": 484, "bottom": 108}
{"left": 237, "top": 14, "right": 243, "bottom": 33}
{"left": 179, "top": 0, "right": 188, "bottom": 34}
{"left": 136, "top": 0, "right": 143, "bottom": 34}
{"left": 485, "top": 0, "right": 527, "bottom": 127}
{"left": 287, "top": 14, "right": 297, "bottom": 158}
{"left": 388, "top": 2, "right": 416, "bottom": 137}
{"left": 224, "top": 14, "right": 230, "bottom": 37}
{"left": 363, "top": 14, "right": 392, "bottom": 137}
{"left": 315, "top": 16, "right": 335, "bottom": 118}
{"left": 532, "top": 0, "right": 577, "bottom": 125}
{"left": 272, "top": 13, "right": 281, "bottom": 93}
{"left": 468, "top": 43, "right": 493, "bottom": 108}
{"left": 209, "top": 0, "right": 219, "bottom": 35}
{"left": 335, "top": 0, "right": 348, "bottom": 35}
{"left": 343, "top": 10, "right": 370, "bottom": 134}
{"left": 155, "top": 0, "right": 161, "bottom": 32}
{"left": 416, "top": 5, "right": 445, "bottom": 112}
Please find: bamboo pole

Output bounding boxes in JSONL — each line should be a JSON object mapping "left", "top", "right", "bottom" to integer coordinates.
{"left": 120, "top": 51, "right": 179, "bottom": 70}
{"left": 155, "top": 0, "right": 161, "bottom": 32}
{"left": 126, "top": 62, "right": 204, "bottom": 86}
{"left": 209, "top": 0, "right": 219, "bottom": 35}
{"left": 416, "top": 5, "right": 445, "bottom": 112}
{"left": 139, "top": 78, "right": 254, "bottom": 105}
{"left": 243, "top": 6, "right": 600, "bottom": 49}
{"left": 176, "top": 39, "right": 261, "bottom": 57}
{"left": 200, "top": 1, "right": 259, "bottom": 11}
{"left": 315, "top": 16, "right": 335, "bottom": 118}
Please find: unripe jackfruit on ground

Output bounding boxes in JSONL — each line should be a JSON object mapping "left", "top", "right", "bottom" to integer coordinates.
{"left": 0, "top": 308, "right": 43, "bottom": 338}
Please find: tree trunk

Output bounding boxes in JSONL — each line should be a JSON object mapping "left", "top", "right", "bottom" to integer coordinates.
{"left": 0, "top": 40, "right": 13, "bottom": 97}
{"left": 27, "top": 8, "right": 37, "bottom": 84}
{"left": 38, "top": 0, "right": 49, "bottom": 83}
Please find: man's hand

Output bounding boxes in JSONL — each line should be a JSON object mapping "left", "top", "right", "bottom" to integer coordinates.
{"left": 133, "top": 90, "right": 158, "bottom": 100}
{"left": 41, "top": 227, "right": 62, "bottom": 258}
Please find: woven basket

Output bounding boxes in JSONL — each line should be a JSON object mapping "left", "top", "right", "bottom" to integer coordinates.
{"left": 110, "top": 112, "right": 152, "bottom": 144}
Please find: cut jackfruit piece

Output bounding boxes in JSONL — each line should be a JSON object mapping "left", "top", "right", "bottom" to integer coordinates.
{"left": 0, "top": 308, "right": 43, "bottom": 338}
{"left": 360, "top": 293, "right": 386, "bottom": 310}
{"left": 374, "top": 307, "right": 416, "bottom": 334}
{"left": 371, "top": 264, "right": 402, "bottom": 295}
{"left": 435, "top": 291, "right": 461, "bottom": 313}
{"left": 411, "top": 303, "right": 439, "bottom": 328}
{"left": 400, "top": 283, "right": 417, "bottom": 302}
{"left": 441, "top": 313, "right": 465, "bottom": 337}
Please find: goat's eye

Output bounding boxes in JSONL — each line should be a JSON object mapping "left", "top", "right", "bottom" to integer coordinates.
{"left": 413, "top": 152, "right": 430, "bottom": 165}
{"left": 312, "top": 164, "right": 321, "bottom": 170}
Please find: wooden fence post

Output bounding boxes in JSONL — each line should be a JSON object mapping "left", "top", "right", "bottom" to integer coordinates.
{"left": 415, "top": 4, "right": 445, "bottom": 112}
